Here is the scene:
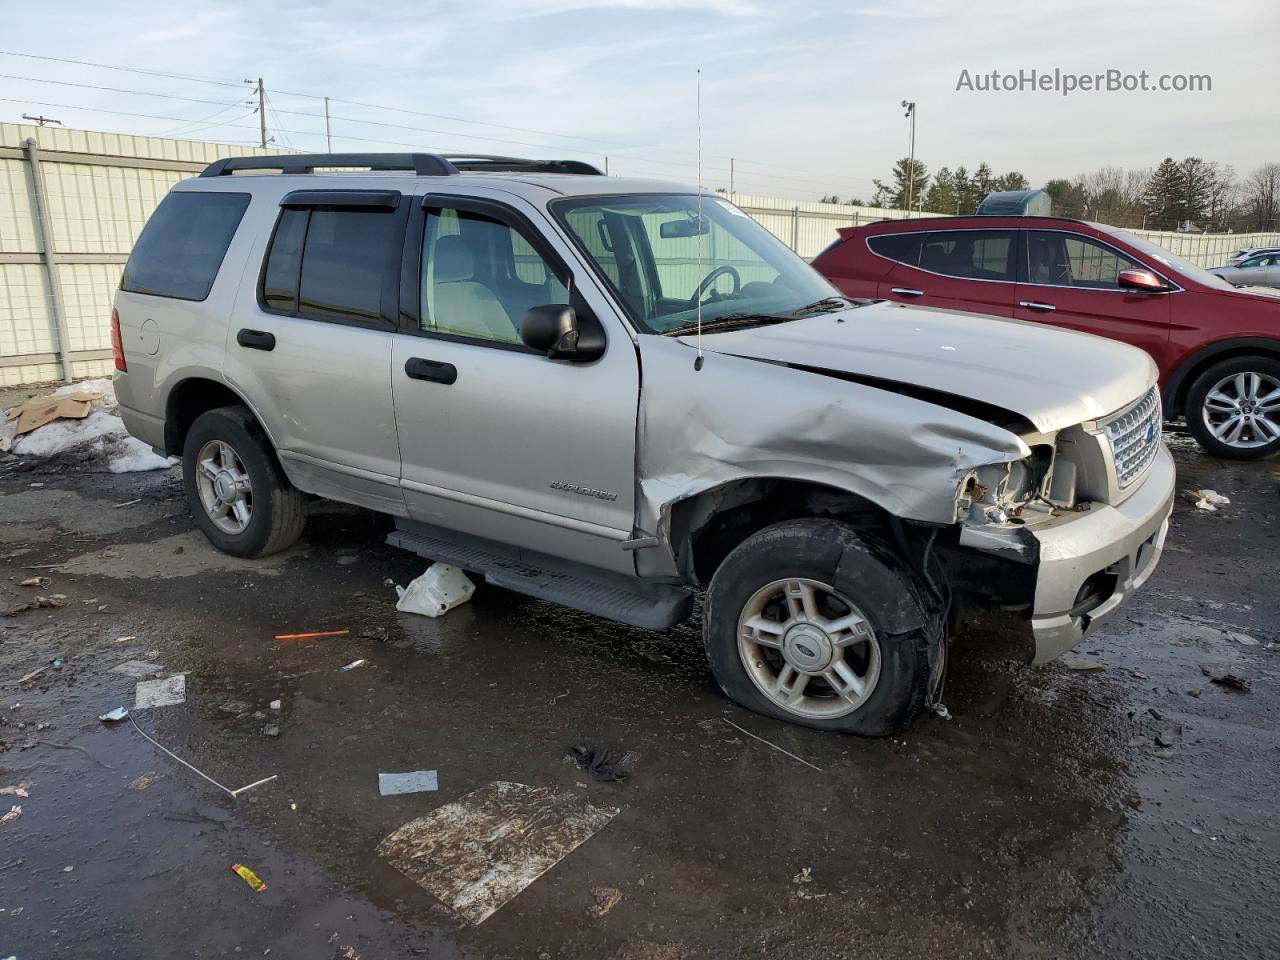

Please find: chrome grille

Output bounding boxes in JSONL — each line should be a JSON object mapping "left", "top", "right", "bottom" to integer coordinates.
{"left": 1103, "top": 387, "right": 1162, "bottom": 488}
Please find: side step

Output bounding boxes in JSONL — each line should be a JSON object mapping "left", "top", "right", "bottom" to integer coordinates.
{"left": 386, "top": 520, "right": 692, "bottom": 630}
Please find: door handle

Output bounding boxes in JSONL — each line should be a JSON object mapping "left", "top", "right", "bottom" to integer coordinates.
{"left": 890, "top": 288, "right": 925, "bottom": 297}
{"left": 237, "top": 328, "right": 276, "bottom": 351}
{"left": 1018, "top": 300, "right": 1057, "bottom": 312}
{"left": 404, "top": 357, "right": 458, "bottom": 385}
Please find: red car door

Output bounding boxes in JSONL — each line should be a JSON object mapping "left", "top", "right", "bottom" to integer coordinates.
{"left": 876, "top": 228, "right": 1019, "bottom": 317}
{"left": 1014, "top": 229, "right": 1172, "bottom": 368}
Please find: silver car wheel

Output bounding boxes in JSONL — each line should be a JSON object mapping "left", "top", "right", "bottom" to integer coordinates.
{"left": 737, "top": 577, "right": 881, "bottom": 720}
{"left": 195, "top": 439, "right": 253, "bottom": 535}
{"left": 1201, "top": 371, "right": 1280, "bottom": 449}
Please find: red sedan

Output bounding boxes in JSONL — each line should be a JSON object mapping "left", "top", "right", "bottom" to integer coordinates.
{"left": 812, "top": 215, "right": 1280, "bottom": 458}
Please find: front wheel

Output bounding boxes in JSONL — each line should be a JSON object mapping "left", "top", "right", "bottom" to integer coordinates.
{"left": 183, "top": 406, "right": 307, "bottom": 557}
{"left": 703, "top": 519, "right": 938, "bottom": 736}
{"left": 1185, "top": 356, "right": 1280, "bottom": 459}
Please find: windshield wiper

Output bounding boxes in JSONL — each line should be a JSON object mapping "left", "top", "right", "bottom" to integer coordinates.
{"left": 660, "top": 313, "right": 792, "bottom": 337}
{"left": 788, "top": 296, "right": 858, "bottom": 317}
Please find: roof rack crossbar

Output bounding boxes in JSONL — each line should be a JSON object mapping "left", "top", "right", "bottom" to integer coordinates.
{"left": 199, "top": 152, "right": 605, "bottom": 179}
{"left": 442, "top": 155, "right": 604, "bottom": 175}
{"left": 199, "top": 153, "right": 458, "bottom": 178}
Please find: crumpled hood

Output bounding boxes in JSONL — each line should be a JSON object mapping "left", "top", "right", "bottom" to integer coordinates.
{"left": 681, "top": 301, "right": 1157, "bottom": 433}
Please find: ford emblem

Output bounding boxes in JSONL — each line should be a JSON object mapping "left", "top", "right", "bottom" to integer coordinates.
{"left": 1145, "top": 422, "right": 1156, "bottom": 443}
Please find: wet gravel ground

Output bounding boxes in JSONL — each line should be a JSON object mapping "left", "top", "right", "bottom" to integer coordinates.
{"left": 0, "top": 428, "right": 1277, "bottom": 959}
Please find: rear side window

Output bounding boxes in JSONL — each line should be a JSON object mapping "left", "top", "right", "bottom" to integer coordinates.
{"left": 121, "top": 191, "right": 250, "bottom": 301}
{"left": 260, "top": 204, "right": 403, "bottom": 324}
{"left": 867, "top": 232, "right": 923, "bottom": 265}
{"left": 916, "top": 230, "right": 1016, "bottom": 281}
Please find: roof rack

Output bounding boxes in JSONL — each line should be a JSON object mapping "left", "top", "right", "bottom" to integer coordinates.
{"left": 198, "top": 152, "right": 603, "bottom": 178}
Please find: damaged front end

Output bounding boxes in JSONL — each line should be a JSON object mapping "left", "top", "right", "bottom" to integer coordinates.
{"left": 950, "top": 398, "right": 1174, "bottom": 662}
{"left": 633, "top": 335, "right": 1173, "bottom": 668}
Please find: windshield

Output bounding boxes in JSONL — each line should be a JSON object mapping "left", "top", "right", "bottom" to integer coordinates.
{"left": 1094, "top": 223, "right": 1234, "bottom": 290}
{"left": 553, "top": 194, "right": 844, "bottom": 334}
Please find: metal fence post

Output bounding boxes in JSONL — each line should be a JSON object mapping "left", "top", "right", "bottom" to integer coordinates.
{"left": 791, "top": 206, "right": 799, "bottom": 252}
{"left": 22, "top": 137, "right": 74, "bottom": 383}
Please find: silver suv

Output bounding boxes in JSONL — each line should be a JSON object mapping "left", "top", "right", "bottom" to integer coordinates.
{"left": 112, "top": 153, "right": 1175, "bottom": 735}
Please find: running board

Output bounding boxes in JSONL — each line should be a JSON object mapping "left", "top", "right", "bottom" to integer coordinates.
{"left": 387, "top": 520, "right": 692, "bottom": 630}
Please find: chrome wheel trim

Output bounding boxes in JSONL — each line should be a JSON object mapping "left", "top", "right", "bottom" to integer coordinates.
{"left": 737, "top": 577, "right": 881, "bottom": 720}
{"left": 1202, "top": 371, "right": 1280, "bottom": 449}
{"left": 194, "top": 439, "right": 253, "bottom": 535}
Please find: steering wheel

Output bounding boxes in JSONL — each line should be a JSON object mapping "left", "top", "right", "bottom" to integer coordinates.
{"left": 689, "top": 264, "right": 741, "bottom": 304}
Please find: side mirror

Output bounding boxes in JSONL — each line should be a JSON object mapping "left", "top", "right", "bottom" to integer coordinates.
{"left": 521, "top": 304, "right": 605, "bottom": 361}
{"left": 1117, "top": 268, "right": 1169, "bottom": 293}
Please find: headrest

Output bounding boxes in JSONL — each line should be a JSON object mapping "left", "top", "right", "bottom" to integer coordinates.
{"left": 434, "top": 234, "right": 474, "bottom": 283}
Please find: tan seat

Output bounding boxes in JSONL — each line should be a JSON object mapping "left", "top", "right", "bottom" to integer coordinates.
{"left": 427, "top": 235, "right": 521, "bottom": 342}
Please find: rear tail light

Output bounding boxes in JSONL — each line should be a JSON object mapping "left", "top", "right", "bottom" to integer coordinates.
{"left": 110, "top": 308, "right": 127, "bottom": 372}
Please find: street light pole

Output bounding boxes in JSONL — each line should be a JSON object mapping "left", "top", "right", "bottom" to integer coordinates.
{"left": 901, "top": 100, "right": 916, "bottom": 216}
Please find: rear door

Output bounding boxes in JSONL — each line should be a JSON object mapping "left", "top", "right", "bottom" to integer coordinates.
{"left": 390, "top": 189, "right": 640, "bottom": 574}
{"left": 876, "top": 228, "right": 1020, "bottom": 316}
{"left": 222, "top": 189, "right": 405, "bottom": 516}
{"left": 1014, "top": 229, "right": 1172, "bottom": 368}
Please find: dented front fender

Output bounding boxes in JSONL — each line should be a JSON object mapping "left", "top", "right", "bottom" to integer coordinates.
{"left": 635, "top": 337, "right": 1030, "bottom": 548}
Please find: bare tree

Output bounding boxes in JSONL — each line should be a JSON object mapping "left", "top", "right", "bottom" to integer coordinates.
{"left": 1242, "top": 163, "right": 1280, "bottom": 231}
{"left": 1203, "top": 162, "right": 1237, "bottom": 231}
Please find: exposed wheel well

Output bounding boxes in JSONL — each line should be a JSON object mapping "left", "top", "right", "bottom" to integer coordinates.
{"left": 164, "top": 378, "right": 249, "bottom": 456}
{"left": 671, "top": 478, "right": 900, "bottom": 585}
{"left": 1168, "top": 342, "right": 1280, "bottom": 417}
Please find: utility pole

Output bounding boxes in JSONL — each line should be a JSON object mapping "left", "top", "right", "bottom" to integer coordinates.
{"left": 901, "top": 100, "right": 916, "bottom": 216}
{"left": 22, "top": 114, "right": 61, "bottom": 127}
{"left": 256, "top": 78, "right": 266, "bottom": 148}
{"left": 730, "top": 158, "right": 735, "bottom": 199}
{"left": 324, "top": 97, "right": 332, "bottom": 151}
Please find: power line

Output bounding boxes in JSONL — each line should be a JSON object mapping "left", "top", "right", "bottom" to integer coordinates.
{"left": 1, "top": 90, "right": 867, "bottom": 194}
{"left": 0, "top": 96, "right": 267, "bottom": 132}
{"left": 0, "top": 50, "right": 880, "bottom": 191}
{"left": 0, "top": 72, "right": 242, "bottom": 107}
{"left": 0, "top": 49, "right": 244, "bottom": 88}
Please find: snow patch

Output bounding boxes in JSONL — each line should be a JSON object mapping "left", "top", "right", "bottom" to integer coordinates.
{"left": 5, "top": 379, "right": 176, "bottom": 473}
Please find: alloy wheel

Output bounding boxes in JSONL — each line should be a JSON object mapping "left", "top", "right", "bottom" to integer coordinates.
{"left": 1201, "top": 371, "right": 1280, "bottom": 449}
{"left": 194, "top": 439, "right": 254, "bottom": 535}
{"left": 737, "top": 577, "right": 881, "bottom": 719}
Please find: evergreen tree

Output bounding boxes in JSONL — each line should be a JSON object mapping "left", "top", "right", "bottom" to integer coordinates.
{"left": 924, "top": 167, "right": 957, "bottom": 214}
{"left": 972, "top": 163, "right": 995, "bottom": 201}
{"left": 953, "top": 166, "right": 985, "bottom": 214}
{"left": 1143, "top": 157, "right": 1184, "bottom": 229}
{"left": 1178, "top": 157, "right": 1212, "bottom": 226}
{"left": 872, "top": 157, "right": 929, "bottom": 210}
{"left": 991, "top": 171, "right": 1029, "bottom": 192}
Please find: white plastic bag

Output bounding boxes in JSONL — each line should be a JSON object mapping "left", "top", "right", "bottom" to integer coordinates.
{"left": 395, "top": 563, "right": 475, "bottom": 618}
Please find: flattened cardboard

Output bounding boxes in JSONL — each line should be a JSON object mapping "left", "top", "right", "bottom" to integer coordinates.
{"left": 9, "top": 391, "right": 97, "bottom": 436}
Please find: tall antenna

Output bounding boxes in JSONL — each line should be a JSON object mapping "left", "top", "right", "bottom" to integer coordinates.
{"left": 695, "top": 68, "right": 704, "bottom": 371}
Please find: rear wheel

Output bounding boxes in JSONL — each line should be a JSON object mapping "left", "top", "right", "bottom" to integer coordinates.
{"left": 703, "top": 519, "right": 938, "bottom": 736}
{"left": 1186, "top": 357, "right": 1280, "bottom": 459}
{"left": 183, "top": 406, "right": 306, "bottom": 557}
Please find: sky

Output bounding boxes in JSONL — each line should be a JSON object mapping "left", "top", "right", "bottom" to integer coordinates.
{"left": 1, "top": 0, "right": 1276, "bottom": 201}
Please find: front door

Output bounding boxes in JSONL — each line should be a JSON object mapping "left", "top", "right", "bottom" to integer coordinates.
{"left": 391, "top": 191, "right": 640, "bottom": 574}
{"left": 1014, "top": 229, "right": 1172, "bottom": 369}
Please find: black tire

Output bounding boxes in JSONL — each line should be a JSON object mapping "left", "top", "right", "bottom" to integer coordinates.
{"left": 182, "top": 405, "right": 306, "bottom": 557}
{"left": 703, "top": 519, "right": 938, "bottom": 736}
{"left": 1185, "top": 356, "right": 1280, "bottom": 460}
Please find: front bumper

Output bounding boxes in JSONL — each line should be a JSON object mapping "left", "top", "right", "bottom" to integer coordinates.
{"left": 1028, "top": 443, "right": 1174, "bottom": 662}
